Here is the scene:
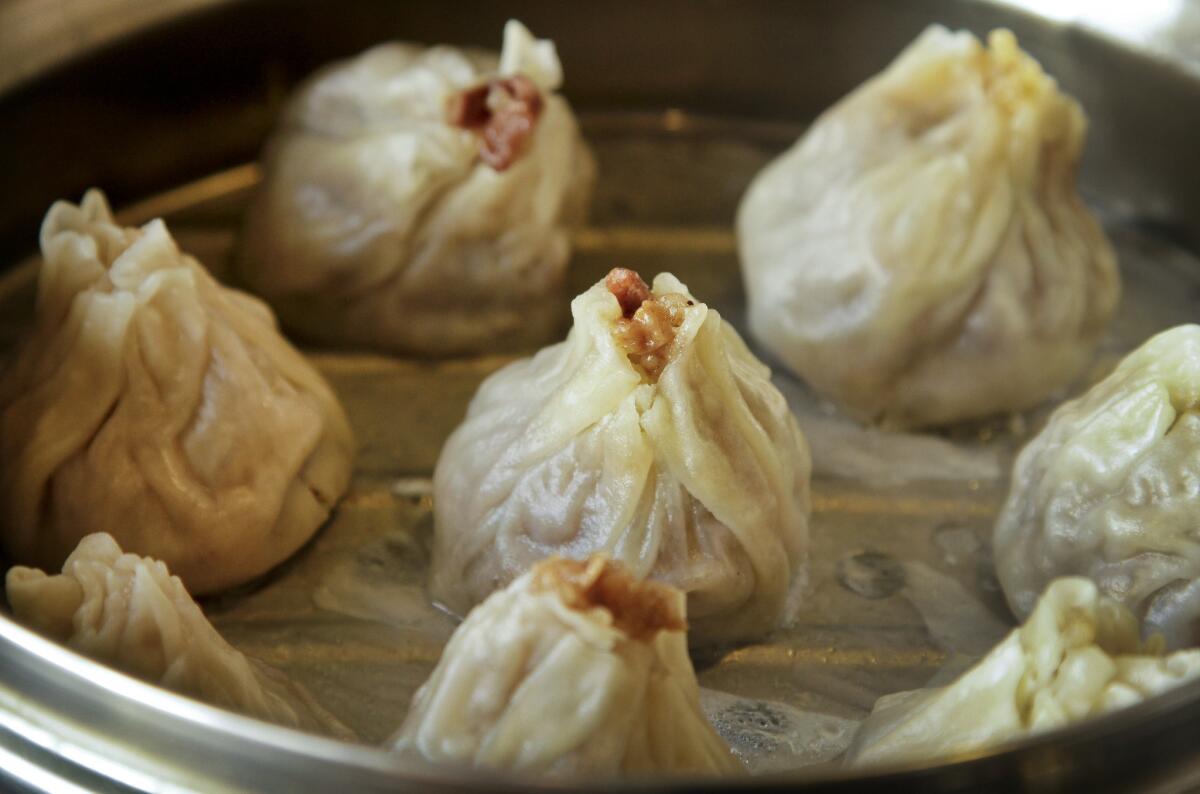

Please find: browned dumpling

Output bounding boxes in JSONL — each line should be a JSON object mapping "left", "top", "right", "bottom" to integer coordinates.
{"left": 0, "top": 191, "right": 353, "bottom": 594}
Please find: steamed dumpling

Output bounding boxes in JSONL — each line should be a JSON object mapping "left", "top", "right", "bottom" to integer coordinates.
{"left": 0, "top": 191, "right": 354, "bottom": 595}
{"left": 995, "top": 325, "right": 1200, "bottom": 648}
{"left": 737, "top": 26, "right": 1120, "bottom": 428}
{"left": 430, "top": 269, "right": 811, "bottom": 646}
{"left": 393, "top": 555, "right": 742, "bottom": 776}
{"left": 846, "top": 577, "right": 1200, "bottom": 766}
{"left": 5, "top": 533, "right": 351, "bottom": 736}
{"left": 236, "top": 20, "right": 595, "bottom": 356}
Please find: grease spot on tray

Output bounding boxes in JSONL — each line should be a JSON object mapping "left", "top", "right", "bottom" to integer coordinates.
{"left": 700, "top": 688, "right": 860, "bottom": 773}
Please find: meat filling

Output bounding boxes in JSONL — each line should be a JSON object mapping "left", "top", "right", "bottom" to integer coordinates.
{"left": 605, "top": 268, "right": 693, "bottom": 380}
{"left": 447, "top": 75, "right": 544, "bottom": 171}
{"left": 530, "top": 556, "right": 686, "bottom": 641}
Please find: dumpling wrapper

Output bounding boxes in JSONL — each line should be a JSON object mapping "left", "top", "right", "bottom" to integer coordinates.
{"left": 5, "top": 533, "right": 352, "bottom": 737}
{"left": 392, "top": 555, "right": 743, "bottom": 776}
{"left": 236, "top": 20, "right": 595, "bottom": 356}
{"left": 430, "top": 269, "right": 811, "bottom": 646}
{"left": 846, "top": 577, "right": 1200, "bottom": 766}
{"left": 995, "top": 325, "right": 1200, "bottom": 649}
{"left": 737, "top": 26, "right": 1119, "bottom": 428}
{"left": 0, "top": 191, "right": 354, "bottom": 594}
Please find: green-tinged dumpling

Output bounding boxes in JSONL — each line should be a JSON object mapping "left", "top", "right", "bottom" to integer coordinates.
{"left": 393, "top": 555, "right": 742, "bottom": 776}
{"left": 737, "top": 25, "right": 1119, "bottom": 428}
{"left": 847, "top": 577, "right": 1200, "bottom": 766}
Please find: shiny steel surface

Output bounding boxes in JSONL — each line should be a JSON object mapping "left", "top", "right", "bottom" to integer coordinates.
{"left": 1, "top": 1, "right": 1200, "bottom": 792}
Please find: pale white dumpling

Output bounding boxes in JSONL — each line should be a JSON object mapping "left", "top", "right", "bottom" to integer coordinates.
{"left": 430, "top": 269, "right": 811, "bottom": 646}
{"left": 846, "top": 578, "right": 1200, "bottom": 766}
{"left": 393, "top": 555, "right": 742, "bottom": 776}
{"left": 236, "top": 20, "right": 595, "bottom": 355}
{"left": 5, "top": 533, "right": 351, "bottom": 736}
{"left": 0, "top": 191, "right": 354, "bottom": 594}
{"left": 737, "top": 26, "right": 1119, "bottom": 428}
{"left": 995, "top": 325, "right": 1200, "bottom": 648}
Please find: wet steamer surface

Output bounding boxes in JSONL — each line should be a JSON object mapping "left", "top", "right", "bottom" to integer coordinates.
{"left": 2, "top": 111, "right": 1199, "bottom": 770}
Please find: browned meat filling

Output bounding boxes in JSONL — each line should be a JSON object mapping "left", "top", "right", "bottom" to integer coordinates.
{"left": 446, "top": 75, "right": 544, "bottom": 171}
{"left": 530, "top": 556, "right": 686, "bottom": 641}
{"left": 605, "top": 267, "right": 693, "bottom": 380}
{"left": 605, "top": 267, "right": 653, "bottom": 318}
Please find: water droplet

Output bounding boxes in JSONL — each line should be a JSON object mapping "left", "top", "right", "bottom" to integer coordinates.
{"left": 837, "top": 551, "right": 906, "bottom": 599}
